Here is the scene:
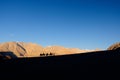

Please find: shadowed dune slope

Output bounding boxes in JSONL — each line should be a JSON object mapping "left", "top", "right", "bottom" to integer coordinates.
{"left": 0, "top": 42, "right": 120, "bottom": 79}
{"left": 0, "top": 49, "right": 120, "bottom": 79}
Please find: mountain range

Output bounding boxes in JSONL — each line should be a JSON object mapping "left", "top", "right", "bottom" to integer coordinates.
{"left": 0, "top": 42, "right": 98, "bottom": 58}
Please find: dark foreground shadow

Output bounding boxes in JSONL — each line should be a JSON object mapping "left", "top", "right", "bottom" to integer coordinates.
{"left": 0, "top": 50, "right": 120, "bottom": 79}
{"left": 0, "top": 52, "right": 17, "bottom": 60}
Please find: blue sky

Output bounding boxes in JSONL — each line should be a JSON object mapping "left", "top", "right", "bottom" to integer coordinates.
{"left": 0, "top": 0, "right": 120, "bottom": 50}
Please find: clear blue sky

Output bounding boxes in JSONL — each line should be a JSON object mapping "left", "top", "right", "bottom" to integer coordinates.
{"left": 0, "top": 0, "right": 120, "bottom": 50}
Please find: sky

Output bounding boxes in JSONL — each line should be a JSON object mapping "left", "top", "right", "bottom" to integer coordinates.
{"left": 0, "top": 0, "right": 120, "bottom": 50}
